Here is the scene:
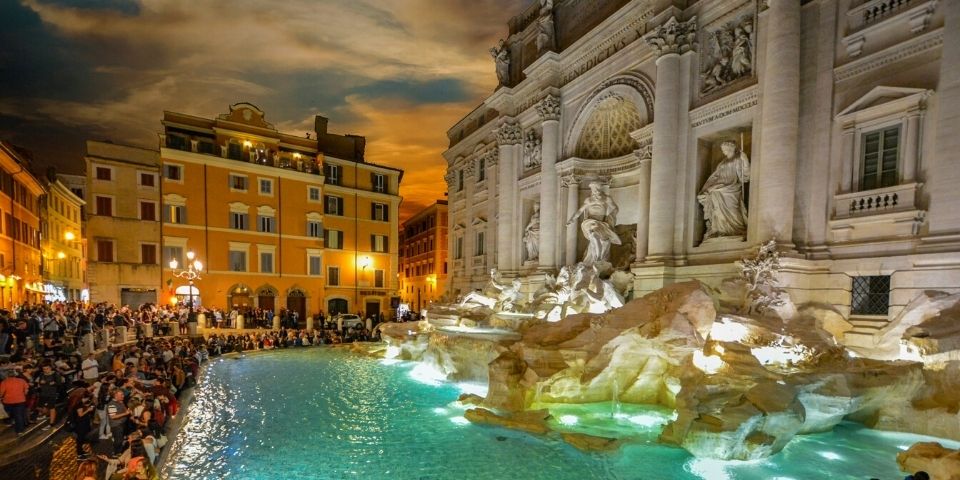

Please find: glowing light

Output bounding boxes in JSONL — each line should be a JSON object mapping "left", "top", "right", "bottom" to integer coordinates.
{"left": 750, "top": 345, "right": 811, "bottom": 366}
{"left": 709, "top": 318, "right": 750, "bottom": 342}
{"left": 457, "top": 382, "right": 489, "bottom": 398}
{"left": 432, "top": 407, "right": 447, "bottom": 415}
{"left": 408, "top": 363, "right": 446, "bottom": 386}
{"left": 384, "top": 345, "right": 402, "bottom": 359}
{"left": 625, "top": 413, "right": 669, "bottom": 428}
{"left": 243, "top": 140, "right": 252, "bottom": 148}
{"left": 558, "top": 415, "right": 579, "bottom": 426}
{"left": 693, "top": 350, "right": 725, "bottom": 374}
{"left": 449, "top": 416, "right": 470, "bottom": 426}
{"left": 819, "top": 451, "right": 842, "bottom": 461}
{"left": 64, "top": 231, "right": 75, "bottom": 241}
{"left": 56, "top": 251, "right": 66, "bottom": 259}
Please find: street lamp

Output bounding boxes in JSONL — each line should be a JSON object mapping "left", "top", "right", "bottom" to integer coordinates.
{"left": 170, "top": 250, "right": 203, "bottom": 322}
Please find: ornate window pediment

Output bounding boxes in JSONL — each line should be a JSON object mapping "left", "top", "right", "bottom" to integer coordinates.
{"left": 837, "top": 86, "right": 930, "bottom": 121}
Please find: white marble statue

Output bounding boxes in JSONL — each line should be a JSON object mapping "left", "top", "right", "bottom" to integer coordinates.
{"left": 459, "top": 268, "right": 509, "bottom": 309}
{"left": 567, "top": 182, "right": 621, "bottom": 265}
{"left": 523, "top": 130, "right": 542, "bottom": 169}
{"left": 490, "top": 39, "right": 510, "bottom": 86}
{"left": 523, "top": 203, "right": 541, "bottom": 262}
{"left": 536, "top": 0, "right": 556, "bottom": 54}
{"left": 698, "top": 141, "right": 750, "bottom": 241}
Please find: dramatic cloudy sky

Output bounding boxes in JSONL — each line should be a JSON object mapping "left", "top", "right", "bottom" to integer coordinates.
{"left": 0, "top": 0, "right": 525, "bottom": 219}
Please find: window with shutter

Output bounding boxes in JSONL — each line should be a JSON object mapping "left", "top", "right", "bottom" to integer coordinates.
{"left": 141, "top": 244, "right": 157, "bottom": 264}
{"left": 860, "top": 126, "right": 900, "bottom": 191}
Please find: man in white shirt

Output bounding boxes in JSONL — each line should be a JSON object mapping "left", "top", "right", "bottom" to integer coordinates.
{"left": 81, "top": 352, "right": 100, "bottom": 382}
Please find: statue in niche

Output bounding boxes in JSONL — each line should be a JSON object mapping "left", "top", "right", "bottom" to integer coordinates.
{"left": 490, "top": 39, "right": 510, "bottom": 86}
{"left": 701, "top": 16, "right": 754, "bottom": 94}
{"left": 523, "top": 203, "right": 541, "bottom": 262}
{"left": 566, "top": 182, "right": 621, "bottom": 265}
{"left": 698, "top": 140, "right": 750, "bottom": 242}
{"left": 523, "top": 130, "right": 542, "bottom": 169}
{"left": 536, "top": 0, "right": 556, "bottom": 53}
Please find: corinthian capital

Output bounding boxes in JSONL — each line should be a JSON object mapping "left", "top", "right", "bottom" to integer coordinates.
{"left": 496, "top": 119, "right": 523, "bottom": 146}
{"left": 645, "top": 16, "right": 697, "bottom": 57}
{"left": 561, "top": 173, "right": 581, "bottom": 188}
{"left": 536, "top": 94, "right": 561, "bottom": 121}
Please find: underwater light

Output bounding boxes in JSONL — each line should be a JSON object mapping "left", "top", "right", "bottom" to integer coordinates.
{"left": 559, "top": 415, "right": 579, "bottom": 426}
{"left": 819, "top": 451, "right": 842, "bottom": 461}
{"left": 450, "top": 416, "right": 470, "bottom": 426}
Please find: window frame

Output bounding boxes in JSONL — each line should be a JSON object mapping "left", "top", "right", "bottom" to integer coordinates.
{"left": 94, "top": 166, "right": 113, "bottom": 181}
{"left": 163, "top": 164, "right": 183, "bottom": 183}
{"left": 858, "top": 125, "right": 901, "bottom": 192}
{"left": 139, "top": 200, "right": 158, "bottom": 221}
{"left": 327, "top": 266, "right": 340, "bottom": 286}
{"left": 230, "top": 212, "right": 248, "bottom": 230}
{"left": 259, "top": 251, "right": 274, "bottom": 274}
{"left": 229, "top": 173, "right": 249, "bottom": 192}
{"left": 228, "top": 250, "right": 247, "bottom": 272}
{"left": 96, "top": 239, "right": 115, "bottom": 263}
{"left": 258, "top": 178, "right": 274, "bottom": 196}
{"left": 94, "top": 195, "right": 114, "bottom": 217}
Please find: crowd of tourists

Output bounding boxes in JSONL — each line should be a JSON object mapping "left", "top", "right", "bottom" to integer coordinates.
{"left": 0, "top": 301, "right": 386, "bottom": 479}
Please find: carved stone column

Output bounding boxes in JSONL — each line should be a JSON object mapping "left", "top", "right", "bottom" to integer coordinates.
{"left": 840, "top": 125, "right": 855, "bottom": 193}
{"left": 644, "top": 16, "right": 696, "bottom": 263}
{"left": 496, "top": 119, "right": 522, "bottom": 271}
{"left": 537, "top": 94, "right": 561, "bottom": 269}
{"left": 902, "top": 110, "right": 921, "bottom": 183}
{"left": 635, "top": 149, "right": 652, "bottom": 262}
{"left": 755, "top": 0, "right": 800, "bottom": 244}
{"left": 927, "top": 0, "right": 960, "bottom": 231}
{"left": 562, "top": 174, "right": 581, "bottom": 265}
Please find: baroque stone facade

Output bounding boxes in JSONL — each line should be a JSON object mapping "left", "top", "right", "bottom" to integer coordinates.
{"left": 444, "top": 0, "right": 960, "bottom": 339}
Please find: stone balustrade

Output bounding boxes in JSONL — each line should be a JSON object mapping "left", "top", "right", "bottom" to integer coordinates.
{"left": 834, "top": 182, "right": 921, "bottom": 219}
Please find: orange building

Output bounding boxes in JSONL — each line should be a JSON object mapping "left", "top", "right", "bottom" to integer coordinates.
{"left": 0, "top": 141, "right": 45, "bottom": 306}
{"left": 399, "top": 200, "right": 448, "bottom": 312}
{"left": 159, "top": 103, "right": 402, "bottom": 321}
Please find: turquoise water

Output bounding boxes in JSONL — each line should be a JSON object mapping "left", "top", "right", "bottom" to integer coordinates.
{"left": 161, "top": 348, "right": 956, "bottom": 479}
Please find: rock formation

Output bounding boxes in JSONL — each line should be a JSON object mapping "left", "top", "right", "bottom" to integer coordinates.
{"left": 379, "top": 270, "right": 960, "bottom": 461}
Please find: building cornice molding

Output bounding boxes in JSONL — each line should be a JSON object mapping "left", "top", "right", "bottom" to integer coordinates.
{"left": 689, "top": 85, "right": 759, "bottom": 128}
{"left": 834, "top": 27, "right": 942, "bottom": 82}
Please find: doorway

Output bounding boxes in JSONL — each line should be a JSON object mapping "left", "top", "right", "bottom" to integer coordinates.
{"left": 365, "top": 300, "right": 381, "bottom": 323}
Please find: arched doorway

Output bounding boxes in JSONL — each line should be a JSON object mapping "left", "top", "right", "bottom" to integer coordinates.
{"left": 286, "top": 287, "right": 307, "bottom": 325}
{"left": 255, "top": 285, "right": 278, "bottom": 314}
{"left": 328, "top": 298, "right": 348, "bottom": 316}
{"left": 227, "top": 284, "right": 252, "bottom": 311}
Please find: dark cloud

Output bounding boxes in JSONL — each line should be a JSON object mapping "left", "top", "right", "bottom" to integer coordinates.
{"left": 351, "top": 78, "right": 471, "bottom": 105}
{"left": 0, "top": 0, "right": 526, "bottom": 219}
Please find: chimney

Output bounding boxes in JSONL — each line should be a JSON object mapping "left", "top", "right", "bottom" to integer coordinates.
{"left": 314, "top": 115, "right": 329, "bottom": 136}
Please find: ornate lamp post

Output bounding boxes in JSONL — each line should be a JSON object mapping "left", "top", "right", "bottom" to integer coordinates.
{"left": 169, "top": 251, "right": 203, "bottom": 322}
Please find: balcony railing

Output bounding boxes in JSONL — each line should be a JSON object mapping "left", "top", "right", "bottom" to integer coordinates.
{"left": 833, "top": 182, "right": 920, "bottom": 219}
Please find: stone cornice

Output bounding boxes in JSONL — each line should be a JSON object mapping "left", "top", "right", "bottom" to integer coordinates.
{"left": 833, "top": 28, "right": 942, "bottom": 82}
{"left": 689, "top": 85, "right": 758, "bottom": 128}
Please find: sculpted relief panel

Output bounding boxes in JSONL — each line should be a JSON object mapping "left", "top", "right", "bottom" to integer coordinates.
{"left": 700, "top": 12, "right": 755, "bottom": 96}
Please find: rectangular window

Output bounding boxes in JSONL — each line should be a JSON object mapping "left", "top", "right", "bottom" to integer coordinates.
{"left": 308, "top": 186, "right": 321, "bottom": 202}
{"left": 95, "top": 167, "right": 111, "bottom": 181}
{"left": 97, "top": 240, "right": 114, "bottom": 262}
{"left": 163, "top": 246, "right": 183, "bottom": 267}
{"left": 230, "top": 213, "right": 248, "bottom": 230}
{"left": 372, "top": 173, "right": 386, "bottom": 193}
{"left": 478, "top": 158, "right": 485, "bottom": 181}
{"left": 164, "top": 205, "right": 186, "bottom": 224}
{"left": 851, "top": 275, "right": 891, "bottom": 316}
{"left": 308, "top": 256, "right": 322, "bottom": 276}
{"left": 260, "top": 252, "right": 274, "bottom": 274}
{"left": 324, "top": 195, "right": 344, "bottom": 215}
{"left": 229, "top": 174, "right": 248, "bottom": 191}
{"left": 475, "top": 232, "right": 486, "bottom": 256}
{"left": 227, "top": 143, "right": 242, "bottom": 160}
{"left": 328, "top": 266, "right": 340, "bottom": 286}
{"left": 860, "top": 126, "right": 900, "bottom": 191}
{"left": 197, "top": 140, "right": 215, "bottom": 155}
{"left": 141, "top": 244, "right": 157, "bottom": 265}
{"left": 229, "top": 250, "right": 247, "bottom": 272}
{"left": 258, "top": 215, "right": 275, "bottom": 233}
{"left": 454, "top": 236, "right": 463, "bottom": 260}
{"left": 259, "top": 178, "right": 273, "bottom": 195}
{"left": 324, "top": 164, "right": 341, "bottom": 185}
{"left": 307, "top": 220, "right": 322, "bottom": 238}
{"left": 140, "top": 201, "right": 157, "bottom": 221}
{"left": 375, "top": 269, "right": 385, "bottom": 288}
{"left": 164, "top": 164, "right": 182, "bottom": 181}
{"left": 325, "top": 229, "right": 344, "bottom": 249}
{"left": 95, "top": 196, "right": 113, "bottom": 216}
{"left": 371, "top": 203, "right": 389, "bottom": 221}
{"left": 371, "top": 234, "right": 388, "bottom": 253}
{"left": 139, "top": 173, "right": 155, "bottom": 187}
